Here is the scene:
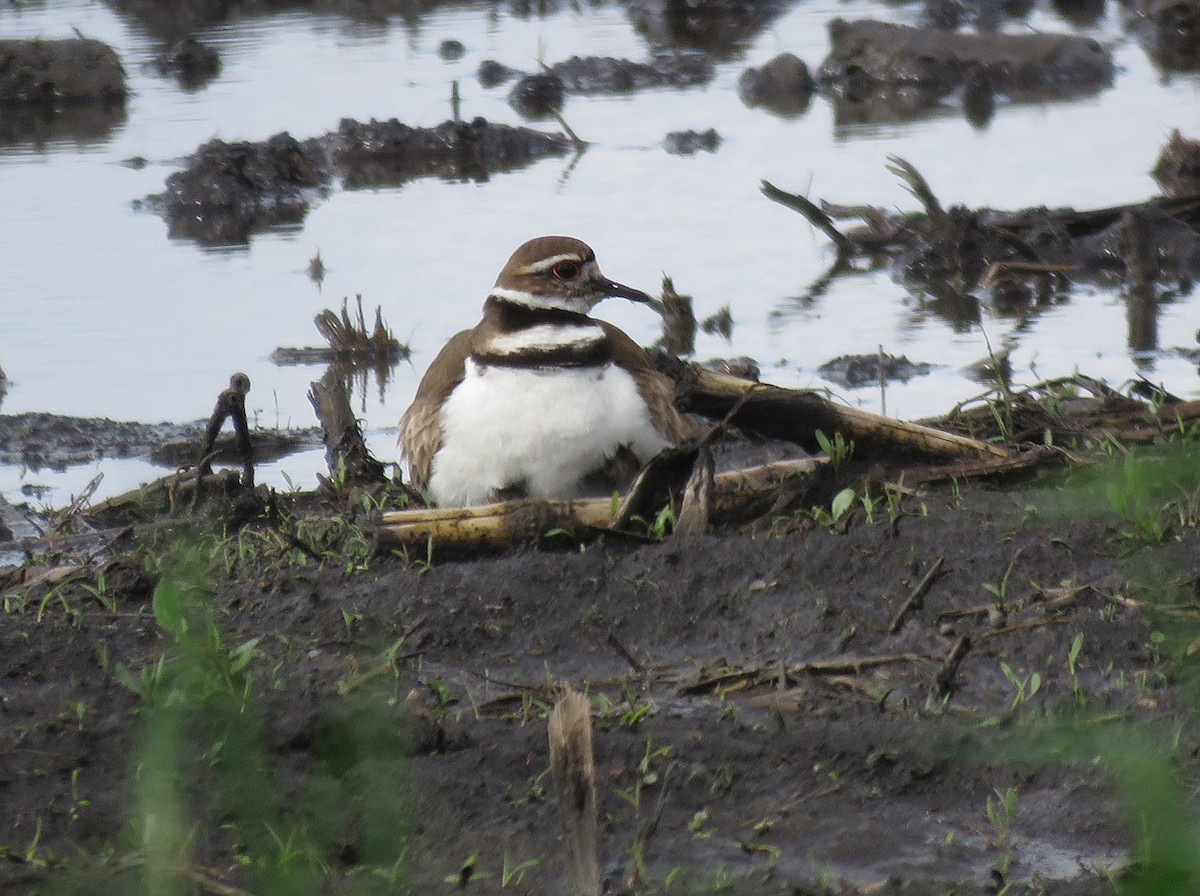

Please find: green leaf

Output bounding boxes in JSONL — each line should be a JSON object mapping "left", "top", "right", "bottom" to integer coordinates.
{"left": 831, "top": 488, "right": 856, "bottom": 521}
{"left": 113, "top": 663, "right": 142, "bottom": 695}
{"left": 230, "top": 637, "right": 262, "bottom": 674}
{"left": 1068, "top": 633, "right": 1084, "bottom": 673}
{"left": 815, "top": 430, "right": 833, "bottom": 456}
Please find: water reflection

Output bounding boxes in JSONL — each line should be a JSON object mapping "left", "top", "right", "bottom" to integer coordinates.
{"left": 765, "top": 161, "right": 1199, "bottom": 383}
{"left": 102, "top": 0, "right": 454, "bottom": 39}
{"left": 1051, "top": 0, "right": 1107, "bottom": 27}
{"left": 817, "top": 18, "right": 1114, "bottom": 128}
{"left": 0, "top": 101, "right": 127, "bottom": 150}
{"left": 147, "top": 36, "right": 222, "bottom": 91}
{"left": 624, "top": 0, "right": 792, "bottom": 57}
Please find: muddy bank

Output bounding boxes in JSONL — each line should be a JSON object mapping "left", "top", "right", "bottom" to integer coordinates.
{"left": 2, "top": 452, "right": 1197, "bottom": 893}
{"left": 3, "top": 376, "right": 1200, "bottom": 892}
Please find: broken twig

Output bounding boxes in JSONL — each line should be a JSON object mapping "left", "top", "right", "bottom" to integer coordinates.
{"left": 888, "top": 556, "right": 946, "bottom": 633}
{"left": 197, "top": 372, "right": 253, "bottom": 490}
{"left": 761, "top": 179, "right": 854, "bottom": 257}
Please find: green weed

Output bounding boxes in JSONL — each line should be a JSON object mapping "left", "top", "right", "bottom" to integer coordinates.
{"left": 108, "top": 543, "right": 411, "bottom": 895}
{"left": 814, "top": 429, "right": 854, "bottom": 473}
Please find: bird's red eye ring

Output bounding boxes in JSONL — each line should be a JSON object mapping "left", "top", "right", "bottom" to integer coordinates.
{"left": 551, "top": 260, "right": 581, "bottom": 281}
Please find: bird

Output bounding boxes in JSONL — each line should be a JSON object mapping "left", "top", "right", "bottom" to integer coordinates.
{"left": 399, "top": 235, "right": 691, "bottom": 507}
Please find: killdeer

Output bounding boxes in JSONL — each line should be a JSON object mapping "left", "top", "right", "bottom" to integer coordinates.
{"left": 399, "top": 236, "right": 690, "bottom": 507}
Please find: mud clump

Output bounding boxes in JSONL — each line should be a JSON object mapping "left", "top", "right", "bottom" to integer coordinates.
{"left": 550, "top": 52, "right": 714, "bottom": 92}
{"left": 766, "top": 151, "right": 1200, "bottom": 310}
{"left": 818, "top": 19, "right": 1113, "bottom": 123}
{"left": 145, "top": 118, "right": 569, "bottom": 244}
{"left": 1132, "top": 0, "right": 1200, "bottom": 70}
{"left": 482, "top": 52, "right": 715, "bottom": 107}
{"left": 307, "top": 116, "right": 571, "bottom": 189}
{"left": 623, "top": 0, "right": 792, "bottom": 53}
{"left": 145, "top": 132, "right": 327, "bottom": 245}
{"left": 663, "top": 127, "right": 721, "bottom": 155}
{"left": 819, "top": 352, "right": 934, "bottom": 388}
{"left": 738, "top": 52, "right": 814, "bottom": 117}
{"left": 477, "top": 58, "right": 520, "bottom": 87}
{"left": 150, "top": 36, "right": 221, "bottom": 90}
{"left": 508, "top": 73, "right": 566, "bottom": 119}
{"left": 1152, "top": 130, "right": 1200, "bottom": 197}
{"left": 437, "top": 39, "right": 466, "bottom": 61}
{"left": 0, "top": 38, "right": 126, "bottom": 107}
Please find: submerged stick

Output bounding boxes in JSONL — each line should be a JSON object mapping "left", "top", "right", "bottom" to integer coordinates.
{"left": 548, "top": 688, "right": 602, "bottom": 896}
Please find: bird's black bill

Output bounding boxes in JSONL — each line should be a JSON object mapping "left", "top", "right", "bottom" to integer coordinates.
{"left": 605, "top": 279, "right": 652, "bottom": 304}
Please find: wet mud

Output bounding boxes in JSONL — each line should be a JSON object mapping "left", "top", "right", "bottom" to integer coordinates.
{"left": 1, "top": 455, "right": 1195, "bottom": 894}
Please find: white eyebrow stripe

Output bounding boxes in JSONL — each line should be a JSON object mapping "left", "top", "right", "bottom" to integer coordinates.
{"left": 484, "top": 323, "right": 605, "bottom": 355}
{"left": 520, "top": 253, "right": 587, "bottom": 274}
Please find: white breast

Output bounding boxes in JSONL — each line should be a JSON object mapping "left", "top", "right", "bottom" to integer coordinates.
{"left": 428, "top": 361, "right": 669, "bottom": 507}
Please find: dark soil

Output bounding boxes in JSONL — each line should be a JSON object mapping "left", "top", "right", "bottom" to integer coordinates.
{"left": 2, "top": 451, "right": 1198, "bottom": 895}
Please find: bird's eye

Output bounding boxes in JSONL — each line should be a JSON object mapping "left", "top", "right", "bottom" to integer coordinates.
{"left": 550, "top": 261, "right": 581, "bottom": 281}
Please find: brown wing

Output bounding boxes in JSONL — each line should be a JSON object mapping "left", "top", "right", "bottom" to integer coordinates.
{"left": 598, "top": 320, "right": 695, "bottom": 443}
{"left": 398, "top": 329, "right": 473, "bottom": 489}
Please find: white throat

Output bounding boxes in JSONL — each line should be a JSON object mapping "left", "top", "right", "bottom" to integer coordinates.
{"left": 489, "top": 286, "right": 594, "bottom": 314}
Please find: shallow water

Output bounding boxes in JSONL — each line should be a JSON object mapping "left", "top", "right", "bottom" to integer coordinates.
{"left": 1, "top": 0, "right": 1198, "bottom": 507}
